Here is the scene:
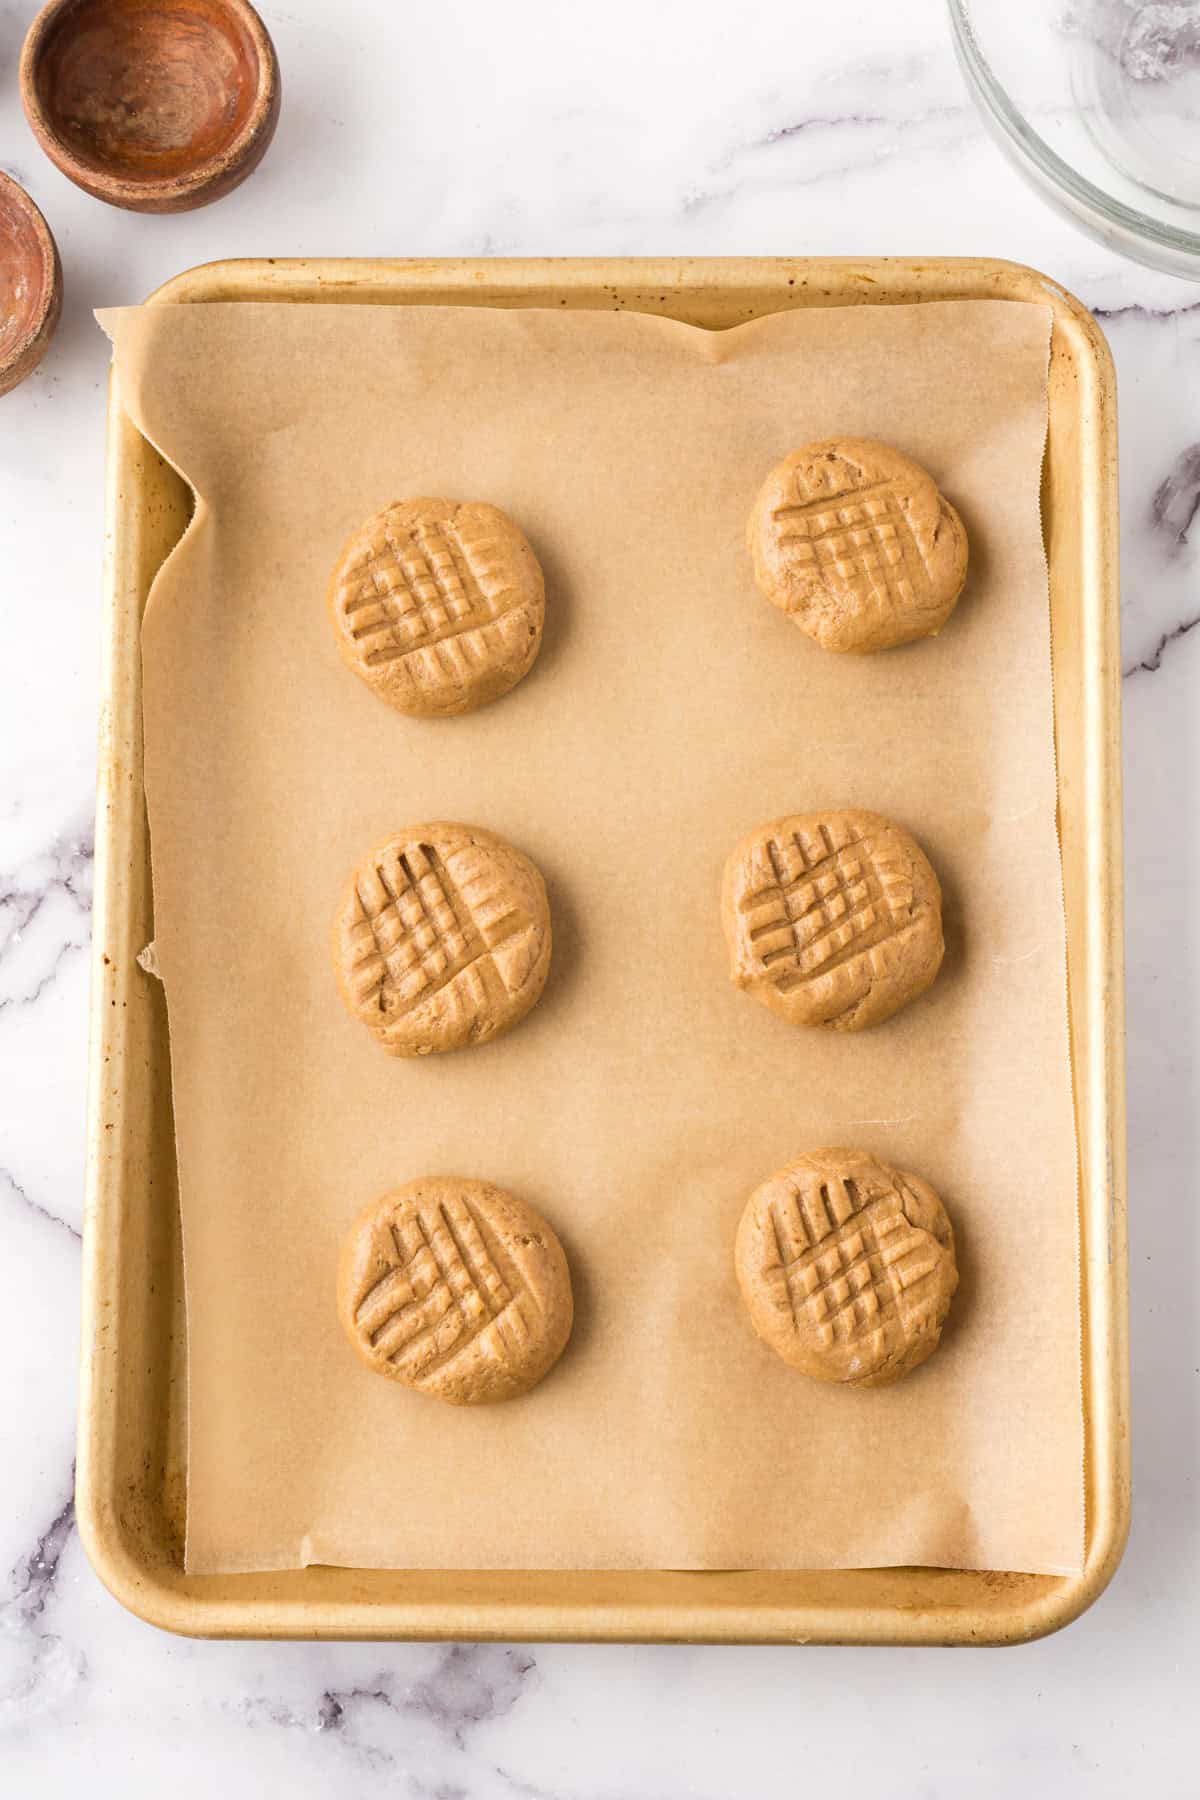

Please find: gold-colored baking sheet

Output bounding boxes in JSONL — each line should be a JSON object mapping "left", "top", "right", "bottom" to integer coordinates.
{"left": 78, "top": 257, "right": 1127, "bottom": 1643}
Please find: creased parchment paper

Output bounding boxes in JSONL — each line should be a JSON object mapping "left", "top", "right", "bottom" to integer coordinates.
{"left": 100, "top": 297, "right": 1083, "bottom": 1576}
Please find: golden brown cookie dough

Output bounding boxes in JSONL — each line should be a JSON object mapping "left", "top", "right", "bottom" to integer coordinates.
{"left": 747, "top": 438, "right": 968, "bottom": 653}
{"left": 735, "top": 1149, "right": 958, "bottom": 1386}
{"left": 339, "top": 1177, "right": 574, "bottom": 1404}
{"left": 334, "top": 822, "right": 551, "bottom": 1056}
{"left": 721, "top": 808, "right": 943, "bottom": 1032}
{"left": 328, "top": 498, "right": 545, "bottom": 717}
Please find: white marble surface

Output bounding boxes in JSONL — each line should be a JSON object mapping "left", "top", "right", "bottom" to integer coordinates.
{"left": 1, "top": 0, "right": 1197, "bottom": 1790}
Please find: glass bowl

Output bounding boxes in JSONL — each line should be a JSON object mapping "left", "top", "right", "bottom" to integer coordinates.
{"left": 948, "top": 0, "right": 1200, "bottom": 277}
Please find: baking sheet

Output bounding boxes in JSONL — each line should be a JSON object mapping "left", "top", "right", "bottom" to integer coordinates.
{"left": 100, "top": 296, "right": 1083, "bottom": 1576}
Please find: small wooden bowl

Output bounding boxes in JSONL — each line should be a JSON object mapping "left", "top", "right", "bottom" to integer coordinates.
{"left": 0, "top": 173, "right": 62, "bottom": 396}
{"left": 20, "top": 0, "right": 280, "bottom": 214}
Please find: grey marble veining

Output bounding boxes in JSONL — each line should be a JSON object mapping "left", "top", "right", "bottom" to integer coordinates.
{"left": 0, "top": 1486, "right": 83, "bottom": 1735}
{"left": 0, "top": 828, "right": 93, "bottom": 1015}
{"left": 239, "top": 1646, "right": 539, "bottom": 1766}
{"left": 0, "top": 0, "right": 1197, "bottom": 1792}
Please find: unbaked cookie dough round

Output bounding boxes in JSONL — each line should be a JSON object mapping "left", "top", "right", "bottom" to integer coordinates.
{"left": 334, "top": 822, "right": 551, "bottom": 1056}
{"left": 338, "top": 1177, "right": 573, "bottom": 1404}
{"left": 721, "top": 807, "right": 943, "bottom": 1032}
{"left": 328, "top": 498, "right": 545, "bottom": 716}
{"left": 747, "top": 438, "right": 968, "bottom": 653}
{"left": 735, "top": 1149, "right": 958, "bottom": 1386}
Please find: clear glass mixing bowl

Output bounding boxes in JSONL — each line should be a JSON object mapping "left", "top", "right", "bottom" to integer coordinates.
{"left": 948, "top": 0, "right": 1200, "bottom": 276}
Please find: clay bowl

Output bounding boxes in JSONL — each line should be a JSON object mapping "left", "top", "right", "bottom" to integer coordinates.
{"left": 20, "top": 0, "right": 280, "bottom": 213}
{"left": 0, "top": 173, "right": 62, "bottom": 396}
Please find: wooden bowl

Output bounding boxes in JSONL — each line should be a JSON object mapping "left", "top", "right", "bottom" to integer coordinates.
{"left": 19, "top": 0, "right": 280, "bottom": 213}
{"left": 0, "top": 173, "right": 62, "bottom": 396}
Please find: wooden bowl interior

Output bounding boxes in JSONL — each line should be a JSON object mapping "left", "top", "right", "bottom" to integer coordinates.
{"left": 0, "top": 180, "right": 55, "bottom": 370}
{"left": 31, "top": 0, "right": 265, "bottom": 181}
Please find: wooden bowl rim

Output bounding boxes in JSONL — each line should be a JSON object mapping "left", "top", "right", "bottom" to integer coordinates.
{"left": 19, "top": 0, "right": 279, "bottom": 207}
{"left": 0, "top": 171, "right": 62, "bottom": 389}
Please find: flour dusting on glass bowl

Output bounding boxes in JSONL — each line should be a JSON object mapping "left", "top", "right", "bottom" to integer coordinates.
{"left": 949, "top": 0, "right": 1200, "bottom": 275}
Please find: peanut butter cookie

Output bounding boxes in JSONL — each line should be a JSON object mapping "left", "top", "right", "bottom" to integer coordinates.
{"left": 334, "top": 822, "right": 551, "bottom": 1056}
{"left": 748, "top": 438, "right": 967, "bottom": 653}
{"left": 735, "top": 1149, "right": 958, "bottom": 1386}
{"left": 329, "top": 498, "right": 544, "bottom": 716}
{"left": 339, "top": 1177, "right": 573, "bottom": 1404}
{"left": 721, "top": 808, "right": 943, "bottom": 1032}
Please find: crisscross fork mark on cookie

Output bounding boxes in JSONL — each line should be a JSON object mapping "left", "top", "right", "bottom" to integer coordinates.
{"left": 351, "top": 844, "right": 527, "bottom": 1018}
{"left": 771, "top": 477, "right": 934, "bottom": 618}
{"left": 341, "top": 520, "right": 520, "bottom": 670}
{"left": 353, "top": 1196, "right": 532, "bottom": 1382}
{"left": 742, "top": 826, "right": 907, "bottom": 991}
{"left": 767, "top": 1175, "right": 943, "bottom": 1363}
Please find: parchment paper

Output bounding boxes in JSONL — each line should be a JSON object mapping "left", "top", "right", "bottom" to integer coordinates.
{"left": 101, "top": 296, "right": 1083, "bottom": 1576}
